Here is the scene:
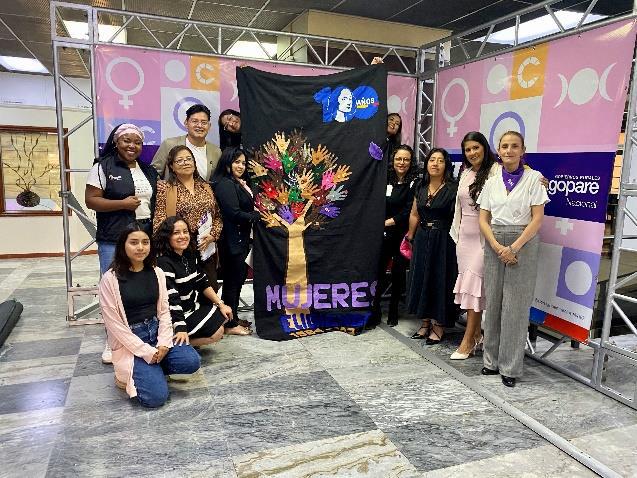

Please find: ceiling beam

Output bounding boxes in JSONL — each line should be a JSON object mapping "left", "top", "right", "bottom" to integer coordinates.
{"left": 248, "top": 0, "right": 271, "bottom": 27}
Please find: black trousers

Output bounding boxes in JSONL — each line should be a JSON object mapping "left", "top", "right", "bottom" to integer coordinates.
{"left": 219, "top": 248, "right": 248, "bottom": 328}
{"left": 371, "top": 232, "right": 407, "bottom": 324}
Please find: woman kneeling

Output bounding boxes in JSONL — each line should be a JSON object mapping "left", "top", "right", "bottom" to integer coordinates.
{"left": 99, "top": 222, "right": 201, "bottom": 408}
{"left": 154, "top": 216, "right": 234, "bottom": 345}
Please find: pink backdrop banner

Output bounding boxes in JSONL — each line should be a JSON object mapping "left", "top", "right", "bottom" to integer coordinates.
{"left": 434, "top": 19, "right": 636, "bottom": 154}
{"left": 432, "top": 19, "right": 637, "bottom": 342}
{"left": 95, "top": 46, "right": 418, "bottom": 149}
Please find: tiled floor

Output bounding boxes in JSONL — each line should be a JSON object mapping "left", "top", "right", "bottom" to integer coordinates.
{"left": 0, "top": 256, "right": 636, "bottom": 477}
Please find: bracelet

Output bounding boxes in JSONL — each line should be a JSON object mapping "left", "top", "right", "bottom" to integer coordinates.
{"left": 508, "top": 245, "right": 518, "bottom": 255}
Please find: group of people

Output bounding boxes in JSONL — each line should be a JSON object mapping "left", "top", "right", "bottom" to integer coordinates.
{"left": 89, "top": 96, "right": 548, "bottom": 407}
{"left": 373, "top": 124, "right": 548, "bottom": 389}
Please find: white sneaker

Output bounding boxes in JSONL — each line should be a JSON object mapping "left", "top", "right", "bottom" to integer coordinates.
{"left": 102, "top": 341, "right": 113, "bottom": 364}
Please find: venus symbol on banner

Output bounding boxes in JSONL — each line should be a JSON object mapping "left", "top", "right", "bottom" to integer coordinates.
{"left": 554, "top": 64, "right": 616, "bottom": 107}
{"left": 489, "top": 111, "right": 525, "bottom": 149}
{"left": 440, "top": 78, "right": 469, "bottom": 137}
{"left": 105, "top": 57, "right": 145, "bottom": 109}
{"left": 172, "top": 96, "right": 202, "bottom": 132}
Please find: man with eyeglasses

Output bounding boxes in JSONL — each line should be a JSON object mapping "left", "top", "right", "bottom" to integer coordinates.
{"left": 152, "top": 104, "right": 221, "bottom": 181}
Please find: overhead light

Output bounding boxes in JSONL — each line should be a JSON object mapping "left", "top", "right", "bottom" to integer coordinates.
{"left": 0, "top": 56, "right": 48, "bottom": 74}
{"left": 475, "top": 10, "right": 607, "bottom": 45}
{"left": 226, "top": 40, "right": 277, "bottom": 60}
{"left": 63, "top": 20, "right": 127, "bottom": 44}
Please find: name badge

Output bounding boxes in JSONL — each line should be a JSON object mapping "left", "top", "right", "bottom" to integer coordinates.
{"left": 386, "top": 185, "right": 393, "bottom": 196}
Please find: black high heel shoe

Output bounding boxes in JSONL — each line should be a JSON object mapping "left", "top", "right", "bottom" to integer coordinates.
{"left": 426, "top": 326, "right": 444, "bottom": 345}
{"left": 411, "top": 320, "right": 431, "bottom": 339}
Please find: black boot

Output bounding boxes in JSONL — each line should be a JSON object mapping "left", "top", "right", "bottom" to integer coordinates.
{"left": 387, "top": 302, "right": 398, "bottom": 327}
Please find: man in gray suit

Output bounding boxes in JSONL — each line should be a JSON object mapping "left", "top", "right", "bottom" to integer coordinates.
{"left": 151, "top": 104, "right": 221, "bottom": 180}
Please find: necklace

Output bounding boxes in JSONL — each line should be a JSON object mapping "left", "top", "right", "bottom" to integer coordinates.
{"left": 426, "top": 182, "right": 444, "bottom": 206}
{"left": 181, "top": 254, "right": 190, "bottom": 275}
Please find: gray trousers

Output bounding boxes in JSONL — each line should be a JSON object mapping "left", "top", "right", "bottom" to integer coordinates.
{"left": 483, "top": 225, "right": 539, "bottom": 378}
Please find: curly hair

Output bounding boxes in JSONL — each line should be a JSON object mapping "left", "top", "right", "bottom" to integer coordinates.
{"left": 387, "top": 144, "right": 419, "bottom": 186}
{"left": 165, "top": 145, "right": 202, "bottom": 185}
{"left": 461, "top": 131, "right": 497, "bottom": 210}
{"left": 153, "top": 215, "right": 195, "bottom": 257}
{"left": 110, "top": 222, "right": 155, "bottom": 278}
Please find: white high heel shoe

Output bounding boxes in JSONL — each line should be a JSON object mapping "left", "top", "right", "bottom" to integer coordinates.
{"left": 450, "top": 340, "right": 479, "bottom": 360}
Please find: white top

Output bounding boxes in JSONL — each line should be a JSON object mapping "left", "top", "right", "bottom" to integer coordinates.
{"left": 186, "top": 138, "right": 208, "bottom": 179}
{"left": 86, "top": 163, "right": 152, "bottom": 219}
{"left": 477, "top": 168, "right": 549, "bottom": 225}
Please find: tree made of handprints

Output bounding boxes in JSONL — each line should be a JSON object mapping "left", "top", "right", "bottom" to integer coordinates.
{"left": 249, "top": 130, "right": 351, "bottom": 317}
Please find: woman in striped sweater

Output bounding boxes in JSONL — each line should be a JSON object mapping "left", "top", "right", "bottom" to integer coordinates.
{"left": 154, "top": 216, "right": 236, "bottom": 346}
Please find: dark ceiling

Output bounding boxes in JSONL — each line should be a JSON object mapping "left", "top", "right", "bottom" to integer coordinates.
{"left": 0, "top": 0, "right": 632, "bottom": 76}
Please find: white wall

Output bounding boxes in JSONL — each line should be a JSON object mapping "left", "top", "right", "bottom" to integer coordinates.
{"left": 0, "top": 72, "right": 96, "bottom": 255}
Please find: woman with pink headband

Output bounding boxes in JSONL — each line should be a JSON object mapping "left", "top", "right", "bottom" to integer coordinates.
{"left": 85, "top": 123, "right": 159, "bottom": 364}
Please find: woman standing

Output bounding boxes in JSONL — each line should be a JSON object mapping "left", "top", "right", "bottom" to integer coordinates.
{"left": 478, "top": 131, "right": 548, "bottom": 387}
{"left": 407, "top": 148, "right": 458, "bottom": 343}
{"left": 152, "top": 145, "right": 223, "bottom": 289}
{"left": 211, "top": 146, "right": 260, "bottom": 333}
{"left": 218, "top": 109, "right": 242, "bottom": 151}
{"left": 383, "top": 113, "right": 402, "bottom": 166}
{"left": 154, "top": 216, "right": 241, "bottom": 341}
{"left": 369, "top": 145, "right": 418, "bottom": 328}
{"left": 86, "top": 123, "right": 158, "bottom": 364}
{"left": 449, "top": 132, "right": 499, "bottom": 359}
{"left": 99, "top": 222, "right": 201, "bottom": 408}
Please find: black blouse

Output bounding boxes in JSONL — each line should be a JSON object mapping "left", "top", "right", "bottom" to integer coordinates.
{"left": 117, "top": 267, "right": 159, "bottom": 325}
{"left": 386, "top": 180, "right": 417, "bottom": 232}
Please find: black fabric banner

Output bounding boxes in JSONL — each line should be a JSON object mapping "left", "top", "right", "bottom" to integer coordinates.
{"left": 237, "top": 65, "right": 387, "bottom": 341}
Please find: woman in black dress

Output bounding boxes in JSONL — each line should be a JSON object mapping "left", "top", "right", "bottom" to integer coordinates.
{"left": 369, "top": 144, "right": 418, "bottom": 329}
{"left": 154, "top": 216, "right": 237, "bottom": 343}
{"left": 211, "top": 146, "right": 261, "bottom": 332}
{"left": 406, "top": 148, "right": 458, "bottom": 343}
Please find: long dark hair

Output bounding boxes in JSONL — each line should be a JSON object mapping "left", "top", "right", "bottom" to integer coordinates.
{"left": 211, "top": 145, "right": 249, "bottom": 184}
{"left": 387, "top": 113, "right": 402, "bottom": 147}
{"left": 165, "top": 145, "right": 202, "bottom": 186}
{"left": 110, "top": 222, "right": 155, "bottom": 278}
{"left": 153, "top": 215, "right": 195, "bottom": 257}
{"left": 461, "top": 131, "right": 497, "bottom": 209}
{"left": 218, "top": 109, "right": 242, "bottom": 149}
{"left": 421, "top": 148, "right": 455, "bottom": 189}
{"left": 388, "top": 144, "right": 418, "bottom": 186}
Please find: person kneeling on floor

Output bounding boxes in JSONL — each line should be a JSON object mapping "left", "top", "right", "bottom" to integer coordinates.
{"left": 98, "top": 222, "right": 201, "bottom": 408}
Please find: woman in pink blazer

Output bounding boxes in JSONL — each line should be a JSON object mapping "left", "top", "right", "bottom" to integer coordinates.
{"left": 99, "top": 222, "right": 200, "bottom": 407}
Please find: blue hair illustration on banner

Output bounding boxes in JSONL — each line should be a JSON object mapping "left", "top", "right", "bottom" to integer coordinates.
{"left": 314, "top": 85, "right": 379, "bottom": 123}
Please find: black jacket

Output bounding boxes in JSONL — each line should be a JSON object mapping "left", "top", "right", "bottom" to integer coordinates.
{"left": 212, "top": 176, "right": 260, "bottom": 255}
{"left": 94, "top": 154, "right": 158, "bottom": 242}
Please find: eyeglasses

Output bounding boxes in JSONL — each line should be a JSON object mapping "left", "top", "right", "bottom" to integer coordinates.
{"left": 394, "top": 157, "right": 411, "bottom": 163}
{"left": 188, "top": 120, "right": 209, "bottom": 126}
{"left": 174, "top": 157, "right": 195, "bottom": 165}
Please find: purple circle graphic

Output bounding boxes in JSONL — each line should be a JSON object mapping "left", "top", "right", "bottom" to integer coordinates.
{"left": 172, "top": 96, "right": 202, "bottom": 132}
{"left": 489, "top": 111, "right": 526, "bottom": 150}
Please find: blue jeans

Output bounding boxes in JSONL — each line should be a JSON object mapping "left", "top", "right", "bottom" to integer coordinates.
{"left": 97, "top": 241, "right": 117, "bottom": 276}
{"left": 130, "top": 317, "right": 201, "bottom": 408}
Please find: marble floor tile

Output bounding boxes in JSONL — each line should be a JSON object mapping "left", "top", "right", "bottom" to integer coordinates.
{"left": 346, "top": 377, "right": 494, "bottom": 429}
{"left": 64, "top": 371, "right": 128, "bottom": 408}
{"left": 571, "top": 424, "right": 637, "bottom": 478}
{"left": 201, "top": 348, "right": 323, "bottom": 387}
{"left": 233, "top": 429, "right": 419, "bottom": 478}
{"left": 163, "top": 458, "right": 239, "bottom": 478}
{"left": 299, "top": 328, "right": 423, "bottom": 370}
{"left": 0, "top": 337, "right": 82, "bottom": 362}
{"left": 0, "top": 423, "right": 61, "bottom": 478}
{"left": 0, "top": 354, "right": 77, "bottom": 386}
{"left": 78, "top": 330, "right": 108, "bottom": 354}
{"left": 219, "top": 400, "right": 378, "bottom": 456}
{"left": 0, "top": 267, "right": 32, "bottom": 302}
{"left": 26, "top": 272, "right": 100, "bottom": 288}
{"left": 210, "top": 370, "right": 350, "bottom": 414}
{"left": 0, "top": 406, "right": 64, "bottom": 435}
{"left": 0, "top": 378, "right": 70, "bottom": 415}
{"left": 3, "top": 321, "right": 85, "bottom": 344}
{"left": 384, "top": 407, "right": 545, "bottom": 472}
{"left": 420, "top": 443, "right": 595, "bottom": 478}
{"left": 46, "top": 424, "right": 229, "bottom": 478}
{"left": 73, "top": 353, "right": 112, "bottom": 377}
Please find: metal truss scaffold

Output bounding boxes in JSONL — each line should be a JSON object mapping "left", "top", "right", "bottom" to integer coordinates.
{"left": 416, "top": 0, "right": 637, "bottom": 410}
{"left": 50, "top": 1, "right": 422, "bottom": 325}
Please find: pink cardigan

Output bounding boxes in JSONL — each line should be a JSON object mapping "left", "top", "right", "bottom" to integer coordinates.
{"left": 99, "top": 267, "right": 174, "bottom": 398}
